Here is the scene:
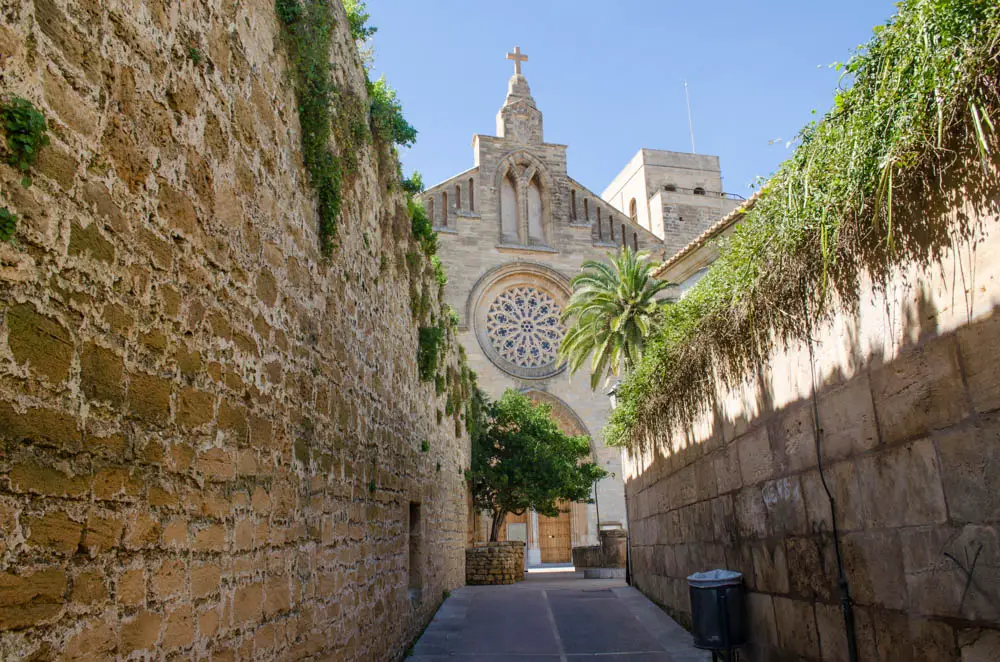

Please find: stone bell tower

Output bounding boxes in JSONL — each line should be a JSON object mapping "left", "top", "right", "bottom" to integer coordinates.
{"left": 496, "top": 46, "right": 543, "bottom": 144}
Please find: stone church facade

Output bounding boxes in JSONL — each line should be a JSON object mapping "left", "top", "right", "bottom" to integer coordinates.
{"left": 424, "top": 50, "right": 737, "bottom": 565}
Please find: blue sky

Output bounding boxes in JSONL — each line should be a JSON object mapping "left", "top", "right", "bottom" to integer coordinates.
{"left": 366, "top": 1, "right": 898, "bottom": 198}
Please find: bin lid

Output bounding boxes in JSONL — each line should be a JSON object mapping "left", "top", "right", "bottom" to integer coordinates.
{"left": 687, "top": 569, "right": 743, "bottom": 588}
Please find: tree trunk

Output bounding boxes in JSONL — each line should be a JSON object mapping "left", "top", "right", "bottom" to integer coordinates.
{"left": 489, "top": 510, "right": 506, "bottom": 542}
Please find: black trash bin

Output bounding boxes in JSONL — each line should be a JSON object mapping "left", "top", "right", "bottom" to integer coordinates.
{"left": 687, "top": 569, "right": 747, "bottom": 657}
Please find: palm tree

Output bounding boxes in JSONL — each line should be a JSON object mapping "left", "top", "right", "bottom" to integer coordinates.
{"left": 559, "top": 247, "right": 670, "bottom": 390}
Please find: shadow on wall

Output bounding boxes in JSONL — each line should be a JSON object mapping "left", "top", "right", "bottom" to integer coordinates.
{"left": 625, "top": 256, "right": 1000, "bottom": 660}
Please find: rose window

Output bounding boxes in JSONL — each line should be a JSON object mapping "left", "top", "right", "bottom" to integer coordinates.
{"left": 485, "top": 286, "right": 566, "bottom": 369}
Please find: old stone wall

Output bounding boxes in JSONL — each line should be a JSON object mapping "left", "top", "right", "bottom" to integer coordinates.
{"left": 0, "top": 0, "right": 468, "bottom": 660}
{"left": 465, "top": 543, "right": 524, "bottom": 585}
{"left": 624, "top": 203, "right": 1000, "bottom": 660}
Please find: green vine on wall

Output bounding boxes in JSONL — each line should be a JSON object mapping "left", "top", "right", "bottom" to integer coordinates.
{"left": 275, "top": 0, "right": 343, "bottom": 255}
{"left": 0, "top": 207, "right": 17, "bottom": 242}
{"left": 417, "top": 326, "right": 444, "bottom": 382}
{"left": 274, "top": 0, "right": 479, "bottom": 426}
{"left": 2, "top": 97, "right": 49, "bottom": 189}
{"left": 274, "top": 0, "right": 418, "bottom": 255}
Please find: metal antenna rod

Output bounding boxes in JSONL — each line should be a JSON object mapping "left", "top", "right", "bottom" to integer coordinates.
{"left": 684, "top": 80, "right": 696, "bottom": 154}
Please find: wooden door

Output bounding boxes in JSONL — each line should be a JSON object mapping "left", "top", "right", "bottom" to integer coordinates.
{"left": 538, "top": 509, "right": 572, "bottom": 563}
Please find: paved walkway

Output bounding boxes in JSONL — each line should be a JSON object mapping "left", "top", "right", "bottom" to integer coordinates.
{"left": 409, "top": 570, "right": 710, "bottom": 661}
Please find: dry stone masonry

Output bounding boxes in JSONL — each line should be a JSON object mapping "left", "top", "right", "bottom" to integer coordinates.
{"left": 0, "top": 0, "right": 468, "bottom": 659}
{"left": 465, "top": 542, "right": 525, "bottom": 585}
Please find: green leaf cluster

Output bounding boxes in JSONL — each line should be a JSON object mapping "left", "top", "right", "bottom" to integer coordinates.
{"left": 368, "top": 76, "right": 417, "bottom": 148}
{"left": 417, "top": 326, "right": 444, "bottom": 382}
{"left": 560, "top": 247, "right": 670, "bottom": 390}
{"left": 401, "top": 171, "right": 424, "bottom": 195}
{"left": 607, "top": 0, "right": 1000, "bottom": 449}
{"left": 0, "top": 207, "right": 17, "bottom": 242}
{"left": 431, "top": 255, "right": 447, "bottom": 286}
{"left": 1, "top": 97, "right": 50, "bottom": 187}
{"left": 343, "top": 0, "right": 376, "bottom": 41}
{"left": 468, "top": 389, "right": 606, "bottom": 542}
{"left": 407, "top": 194, "right": 437, "bottom": 257}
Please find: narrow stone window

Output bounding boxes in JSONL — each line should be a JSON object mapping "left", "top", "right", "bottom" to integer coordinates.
{"left": 455, "top": 183, "right": 462, "bottom": 210}
{"left": 527, "top": 176, "right": 544, "bottom": 243}
{"left": 633, "top": 231, "right": 638, "bottom": 252}
{"left": 664, "top": 184, "right": 677, "bottom": 192}
{"left": 693, "top": 187, "right": 706, "bottom": 196}
{"left": 610, "top": 213, "right": 615, "bottom": 241}
{"left": 441, "top": 191, "right": 448, "bottom": 227}
{"left": 570, "top": 190, "right": 577, "bottom": 221}
{"left": 629, "top": 198, "right": 638, "bottom": 222}
{"left": 597, "top": 208, "right": 603, "bottom": 241}
{"left": 427, "top": 196, "right": 435, "bottom": 226}
{"left": 583, "top": 198, "right": 589, "bottom": 223}
{"left": 621, "top": 224, "right": 626, "bottom": 248}
{"left": 468, "top": 177, "right": 475, "bottom": 211}
{"left": 500, "top": 171, "right": 519, "bottom": 242}
{"left": 409, "top": 502, "right": 423, "bottom": 596}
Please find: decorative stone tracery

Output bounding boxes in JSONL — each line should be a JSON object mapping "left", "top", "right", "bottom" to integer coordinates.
{"left": 470, "top": 263, "right": 571, "bottom": 380}
{"left": 485, "top": 286, "right": 565, "bottom": 369}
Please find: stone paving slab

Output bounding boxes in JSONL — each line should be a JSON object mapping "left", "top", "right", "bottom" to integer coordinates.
{"left": 409, "top": 572, "right": 710, "bottom": 661}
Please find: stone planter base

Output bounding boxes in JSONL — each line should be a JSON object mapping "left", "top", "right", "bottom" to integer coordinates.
{"left": 466, "top": 542, "right": 525, "bottom": 585}
{"left": 572, "top": 529, "right": 627, "bottom": 578}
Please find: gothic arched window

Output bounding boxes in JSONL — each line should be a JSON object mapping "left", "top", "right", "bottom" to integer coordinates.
{"left": 629, "top": 198, "right": 638, "bottom": 223}
{"left": 441, "top": 191, "right": 448, "bottom": 226}
{"left": 468, "top": 177, "right": 475, "bottom": 211}
{"left": 455, "top": 184, "right": 462, "bottom": 210}
{"left": 500, "top": 172, "right": 518, "bottom": 242}
{"left": 527, "top": 176, "right": 544, "bottom": 243}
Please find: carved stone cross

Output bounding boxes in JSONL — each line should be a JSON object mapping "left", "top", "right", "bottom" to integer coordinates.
{"left": 506, "top": 46, "right": 528, "bottom": 75}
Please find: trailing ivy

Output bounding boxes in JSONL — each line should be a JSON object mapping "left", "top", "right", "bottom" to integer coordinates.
{"left": 405, "top": 177, "right": 437, "bottom": 257}
{"left": 275, "top": 0, "right": 343, "bottom": 255}
{"left": 0, "top": 207, "right": 17, "bottom": 242}
{"left": 1, "top": 97, "right": 50, "bottom": 188}
{"left": 608, "top": 0, "right": 1000, "bottom": 449}
{"left": 431, "top": 255, "right": 447, "bottom": 287}
{"left": 417, "top": 326, "right": 444, "bottom": 382}
{"left": 274, "top": 0, "right": 478, "bottom": 425}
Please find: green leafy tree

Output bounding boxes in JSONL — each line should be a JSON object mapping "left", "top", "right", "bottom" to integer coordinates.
{"left": 559, "top": 247, "right": 670, "bottom": 390}
{"left": 468, "top": 389, "right": 606, "bottom": 542}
